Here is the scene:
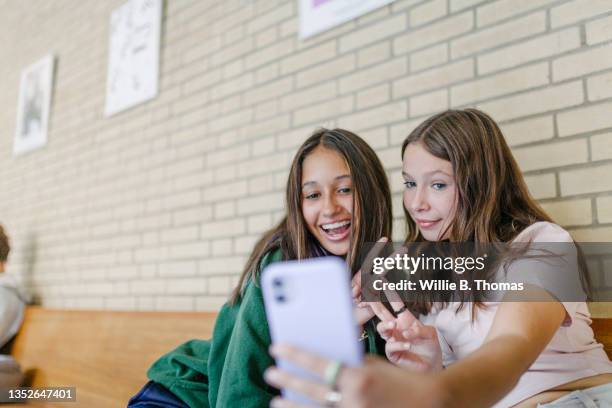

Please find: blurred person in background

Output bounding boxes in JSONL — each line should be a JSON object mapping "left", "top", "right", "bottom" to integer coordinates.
{"left": 0, "top": 224, "right": 26, "bottom": 388}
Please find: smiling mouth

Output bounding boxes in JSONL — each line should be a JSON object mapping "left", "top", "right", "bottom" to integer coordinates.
{"left": 320, "top": 220, "right": 351, "bottom": 241}
{"left": 416, "top": 219, "right": 441, "bottom": 229}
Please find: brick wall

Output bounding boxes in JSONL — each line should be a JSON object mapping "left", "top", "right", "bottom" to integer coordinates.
{"left": 0, "top": 0, "right": 611, "bottom": 311}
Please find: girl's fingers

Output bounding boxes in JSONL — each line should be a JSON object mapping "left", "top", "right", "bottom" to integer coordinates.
{"left": 270, "top": 397, "right": 311, "bottom": 408}
{"left": 376, "top": 320, "right": 396, "bottom": 339}
{"left": 368, "top": 301, "right": 396, "bottom": 322}
{"left": 264, "top": 368, "right": 329, "bottom": 406}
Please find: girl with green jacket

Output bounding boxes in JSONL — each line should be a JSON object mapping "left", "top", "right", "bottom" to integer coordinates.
{"left": 128, "top": 128, "right": 394, "bottom": 408}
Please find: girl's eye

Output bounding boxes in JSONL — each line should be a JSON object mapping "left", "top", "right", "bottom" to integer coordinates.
{"left": 432, "top": 183, "right": 446, "bottom": 190}
{"left": 338, "top": 187, "right": 352, "bottom": 194}
{"left": 305, "top": 192, "right": 320, "bottom": 200}
{"left": 403, "top": 181, "right": 416, "bottom": 189}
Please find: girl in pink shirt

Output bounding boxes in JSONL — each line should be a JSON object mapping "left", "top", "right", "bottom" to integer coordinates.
{"left": 265, "top": 109, "right": 612, "bottom": 407}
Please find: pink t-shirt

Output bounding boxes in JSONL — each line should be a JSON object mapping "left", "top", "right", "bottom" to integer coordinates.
{"left": 419, "top": 222, "right": 612, "bottom": 407}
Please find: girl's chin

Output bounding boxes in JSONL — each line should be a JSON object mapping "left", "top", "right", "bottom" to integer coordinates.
{"left": 322, "top": 241, "right": 350, "bottom": 256}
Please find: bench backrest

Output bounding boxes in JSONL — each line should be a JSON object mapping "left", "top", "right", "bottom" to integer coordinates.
{"left": 8, "top": 307, "right": 612, "bottom": 408}
{"left": 10, "top": 307, "right": 216, "bottom": 407}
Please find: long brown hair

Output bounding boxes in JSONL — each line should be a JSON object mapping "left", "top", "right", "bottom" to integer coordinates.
{"left": 400, "top": 109, "right": 588, "bottom": 315}
{"left": 230, "top": 128, "right": 393, "bottom": 303}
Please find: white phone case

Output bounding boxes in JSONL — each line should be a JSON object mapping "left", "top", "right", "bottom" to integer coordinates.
{"left": 262, "top": 256, "right": 363, "bottom": 405}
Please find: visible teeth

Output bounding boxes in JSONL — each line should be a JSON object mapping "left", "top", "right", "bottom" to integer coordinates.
{"left": 322, "top": 220, "right": 350, "bottom": 231}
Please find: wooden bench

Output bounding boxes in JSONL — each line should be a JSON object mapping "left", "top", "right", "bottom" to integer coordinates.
{"left": 3, "top": 307, "right": 612, "bottom": 407}
{"left": 5, "top": 307, "right": 217, "bottom": 407}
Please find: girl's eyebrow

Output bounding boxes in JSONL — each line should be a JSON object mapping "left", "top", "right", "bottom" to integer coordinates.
{"left": 402, "top": 170, "right": 452, "bottom": 178}
{"left": 302, "top": 174, "right": 351, "bottom": 188}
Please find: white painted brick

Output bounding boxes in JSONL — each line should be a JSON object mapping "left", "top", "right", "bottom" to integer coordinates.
{"left": 591, "top": 132, "right": 612, "bottom": 161}
{"left": 214, "top": 200, "right": 236, "bottom": 219}
{"left": 410, "top": 89, "right": 448, "bottom": 117}
{"left": 241, "top": 115, "right": 291, "bottom": 139}
{"left": 410, "top": 43, "right": 448, "bottom": 72}
{"left": 248, "top": 214, "right": 272, "bottom": 234}
{"left": 337, "top": 101, "right": 408, "bottom": 132}
{"left": 294, "top": 95, "right": 354, "bottom": 126}
{"left": 296, "top": 54, "right": 356, "bottom": 88}
{"left": 195, "top": 296, "right": 227, "bottom": 311}
{"left": 587, "top": 15, "right": 612, "bottom": 45}
{"left": 280, "top": 81, "right": 337, "bottom": 112}
{"left": 212, "top": 239, "right": 233, "bottom": 256}
{"left": 550, "top": 0, "right": 612, "bottom": 28}
{"left": 569, "top": 227, "right": 612, "bottom": 242}
{"left": 245, "top": 37, "right": 295, "bottom": 70}
{"left": 451, "top": 63, "right": 550, "bottom": 106}
{"left": 390, "top": 118, "right": 424, "bottom": 145}
{"left": 340, "top": 14, "right": 407, "bottom": 53}
{"left": 500, "top": 115, "right": 555, "bottom": 147}
{"left": 247, "top": 2, "right": 294, "bottom": 34}
{"left": 201, "top": 219, "right": 246, "bottom": 238}
{"left": 243, "top": 77, "right": 293, "bottom": 107}
{"left": 478, "top": 28, "right": 581, "bottom": 75}
{"left": 210, "top": 37, "right": 254, "bottom": 67}
{"left": 237, "top": 192, "right": 284, "bottom": 215}
{"left": 159, "top": 261, "right": 198, "bottom": 277}
{"left": 200, "top": 257, "right": 246, "bottom": 275}
{"left": 340, "top": 58, "right": 407, "bottom": 94}
{"left": 394, "top": 12, "right": 474, "bottom": 55}
{"left": 254, "top": 99, "right": 279, "bottom": 121}
{"left": 256, "top": 26, "right": 278, "bottom": 48}
{"left": 513, "top": 139, "right": 588, "bottom": 171}
{"left": 255, "top": 62, "right": 280, "bottom": 84}
{"left": 451, "top": 12, "right": 546, "bottom": 59}
{"left": 203, "top": 180, "right": 248, "bottom": 202}
{"left": 394, "top": 59, "right": 474, "bottom": 99}
{"left": 280, "top": 41, "right": 336, "bottom": 75}
{"left": 251, "top": 136, "right": 276, "bottom": 156}
{"left": 208, "top": 276, "right": 232, "bottom": 295}
{"left": 477, "top": 0, "right": 558, "bottom": 27}
{"left": 450, "top": 0, "right": 489, "bottom": 12}
{"left": 557, "top": 101, "right": 612, "bottom": 137}
{"left": 553, "top": 45, "right": 612, "bottom": 82}
{"left": 207, "top": 144, "right": 250, "bottom": 168}
{"left": 357, "top": 41, "right": 392, "bottom": 68}
{"left": 392, "top": 0, "right": 427, "bottom": 12}
{"left": 477, "top": 81, "right": 584, "bottom": 122}
{"left": 524, "top": 173, "right": 557, "bottom": 199}
{"left": 155, "top": 296, "right": 194, "bottom": 311}
{"left": 248, "top": 174, "right": 275, "bottom": 194}
{"left": 410, "top": 0, "right": 447, "bottom": 27}
{"left": 160, "top": 226, "right": 199, "bottom": 243}
{"left": 597, "top": 196, "right": 612, "bottom": 223}
{"left": 587, "top": 71, "right": 612, "bottom": 102}
{"left": 541, "top": 199, "right": 593, "bottom": 227}
{"left": 168, "top": 241, "right": 210, "bottom": 259}
{"left": 166, "top": 278, "right": 208, "bottom": 295}
{"left": 357, "top": 84, "right": 391, "bottom": 110}
{"left": 560, "top": 163, "right": 612, "bottom": 196}
{"left": 360, "top": 127, "right": 389, "bottom": 149}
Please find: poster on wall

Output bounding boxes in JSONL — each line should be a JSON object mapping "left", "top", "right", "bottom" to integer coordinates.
{"left": 13, "top": 55, "right": 55, "bottom": 156}
{"left": 300, "top": 0, "right": 396, "bottom": 39}
{"left": 104, "top": 0, "right": 162, "bottom": 116}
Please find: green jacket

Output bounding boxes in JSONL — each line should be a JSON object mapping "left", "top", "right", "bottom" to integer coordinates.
{"left": 147, "top": 249, "right": 384, "bottom": 408}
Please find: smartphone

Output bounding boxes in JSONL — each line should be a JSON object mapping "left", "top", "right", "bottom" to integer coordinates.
{"left": 261, "top": 256, "right": 363, "bottom": 405}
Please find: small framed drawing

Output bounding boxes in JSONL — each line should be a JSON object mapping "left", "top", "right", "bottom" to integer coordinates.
{"left": 104, "top": 0, "right": 162, "bottom": 116}
{"left": 14, "top": 54, "right": 55, "bottom": 156}
{"left": 300, "top": 0, "right": 396, "bottom": 39}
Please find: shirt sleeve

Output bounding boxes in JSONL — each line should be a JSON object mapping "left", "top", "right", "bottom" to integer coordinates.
{"left": 214, "top": 280, "right": 279, "bottom": 408}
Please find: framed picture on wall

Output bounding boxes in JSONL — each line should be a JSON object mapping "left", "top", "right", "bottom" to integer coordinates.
{"left": 13, "top": 54, "right": 55, "bottom": 156}
{"left": 300, "top": 0, "right": 396, "bottom": 39}
{"left": 104, "top": 0, "right": 162, "bottom": 116}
